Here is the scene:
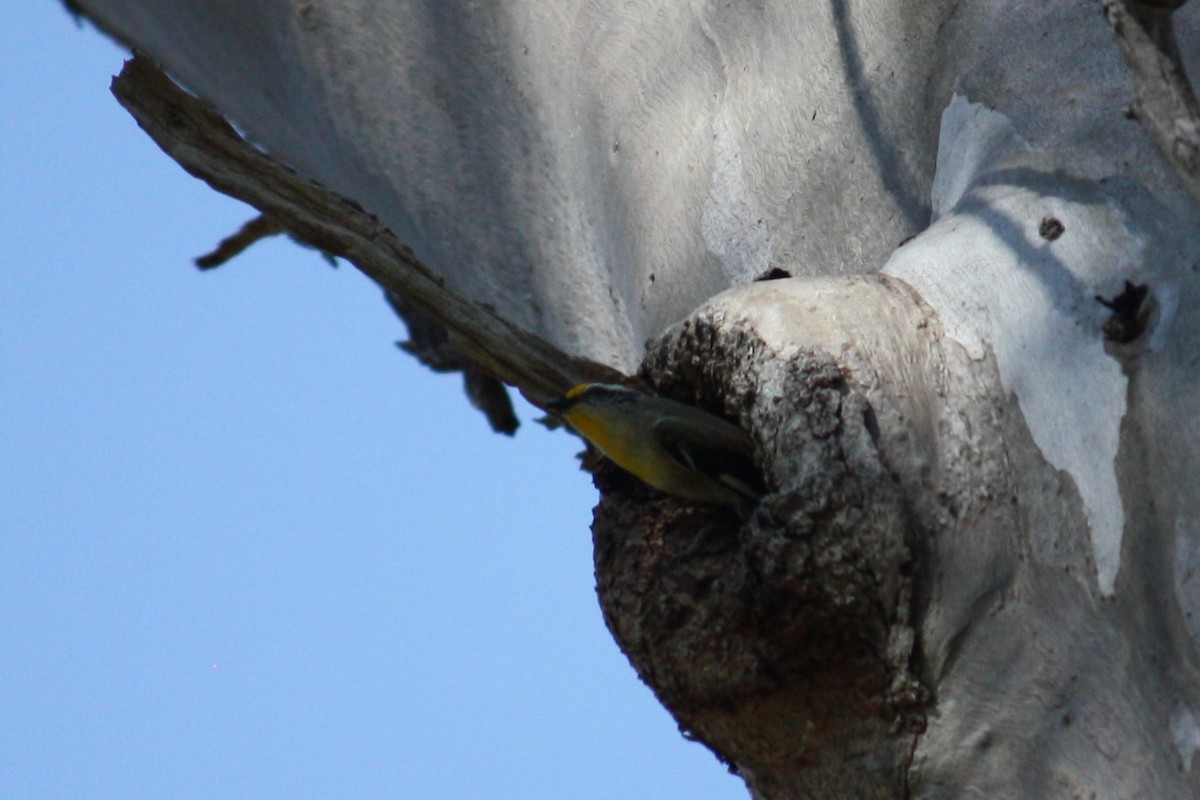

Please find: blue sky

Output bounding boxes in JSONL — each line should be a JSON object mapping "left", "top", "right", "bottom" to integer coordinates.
{"left": 1, "top": 4, "right": 742, "bottom": 798}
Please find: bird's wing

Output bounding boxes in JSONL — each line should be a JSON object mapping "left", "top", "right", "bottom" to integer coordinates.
{"left": 653, "top": 417, "right": 767, "bottom": 500}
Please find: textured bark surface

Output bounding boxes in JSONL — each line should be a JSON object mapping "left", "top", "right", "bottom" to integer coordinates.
{"left": 1103, "top": 0, "right": 1200, "bottom": 207}
{"left": 74, "top": 0, "right": 1200, "bottom": 370}
{"left": 593, "top": 277, "right": 927, "bottom": 798}
{"left": 593, "top": 275, "right": 1200, "bottom": 798}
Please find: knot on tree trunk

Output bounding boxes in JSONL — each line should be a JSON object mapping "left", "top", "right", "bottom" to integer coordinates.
{"left": 592, "top": 281, "right": 929, "bottom": 798}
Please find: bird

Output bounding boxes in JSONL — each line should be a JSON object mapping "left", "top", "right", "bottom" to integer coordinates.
{"left": 546, "top": 383, "right": 766, "bottom": 518}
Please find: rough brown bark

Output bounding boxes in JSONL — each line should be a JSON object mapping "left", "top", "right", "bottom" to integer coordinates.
{"left": 593, "top": 277, "right": 931, "bottom": 798}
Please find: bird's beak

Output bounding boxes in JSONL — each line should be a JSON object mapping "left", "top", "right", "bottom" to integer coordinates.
{"left": 544, "top": 396, "right": 569, "bottom": 415}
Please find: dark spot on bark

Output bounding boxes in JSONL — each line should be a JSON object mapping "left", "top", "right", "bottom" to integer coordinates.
{"left": 862, "top": 406, "right": 881, "bottom": 447}
{"left": 1039, "top": 215, "right": 1065, "bottom": 241}
{"left": 755, "top": 267, "right": 793, "bottom": 282}
{"left": 1095, "top": 280, "right": 1153, "bottom": 343}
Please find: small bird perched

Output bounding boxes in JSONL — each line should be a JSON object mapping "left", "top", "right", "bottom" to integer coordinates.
{"left": 546, "top": 383, "right": 766, "bottom": 518}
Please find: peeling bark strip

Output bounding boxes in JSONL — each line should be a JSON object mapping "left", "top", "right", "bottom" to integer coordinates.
{"left": 109, "top": 56, "right": 618, "bottom": 405}
{"left": 1102, "top": 0, "right": 1200, "bottom": 207}
{"left": 383, "top": 290, "right": 521, "bottom": 435}
{"left": 194, "top": 213, "right": 286, "bottom": 269}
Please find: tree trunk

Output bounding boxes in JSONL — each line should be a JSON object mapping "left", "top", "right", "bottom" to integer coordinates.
{"left": 63, "top": 1, "right": 1200, "bottom": 796}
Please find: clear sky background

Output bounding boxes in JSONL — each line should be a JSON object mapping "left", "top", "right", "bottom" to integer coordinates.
{"left": 1, "top": 4, "right": 743, "bottom": 798}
